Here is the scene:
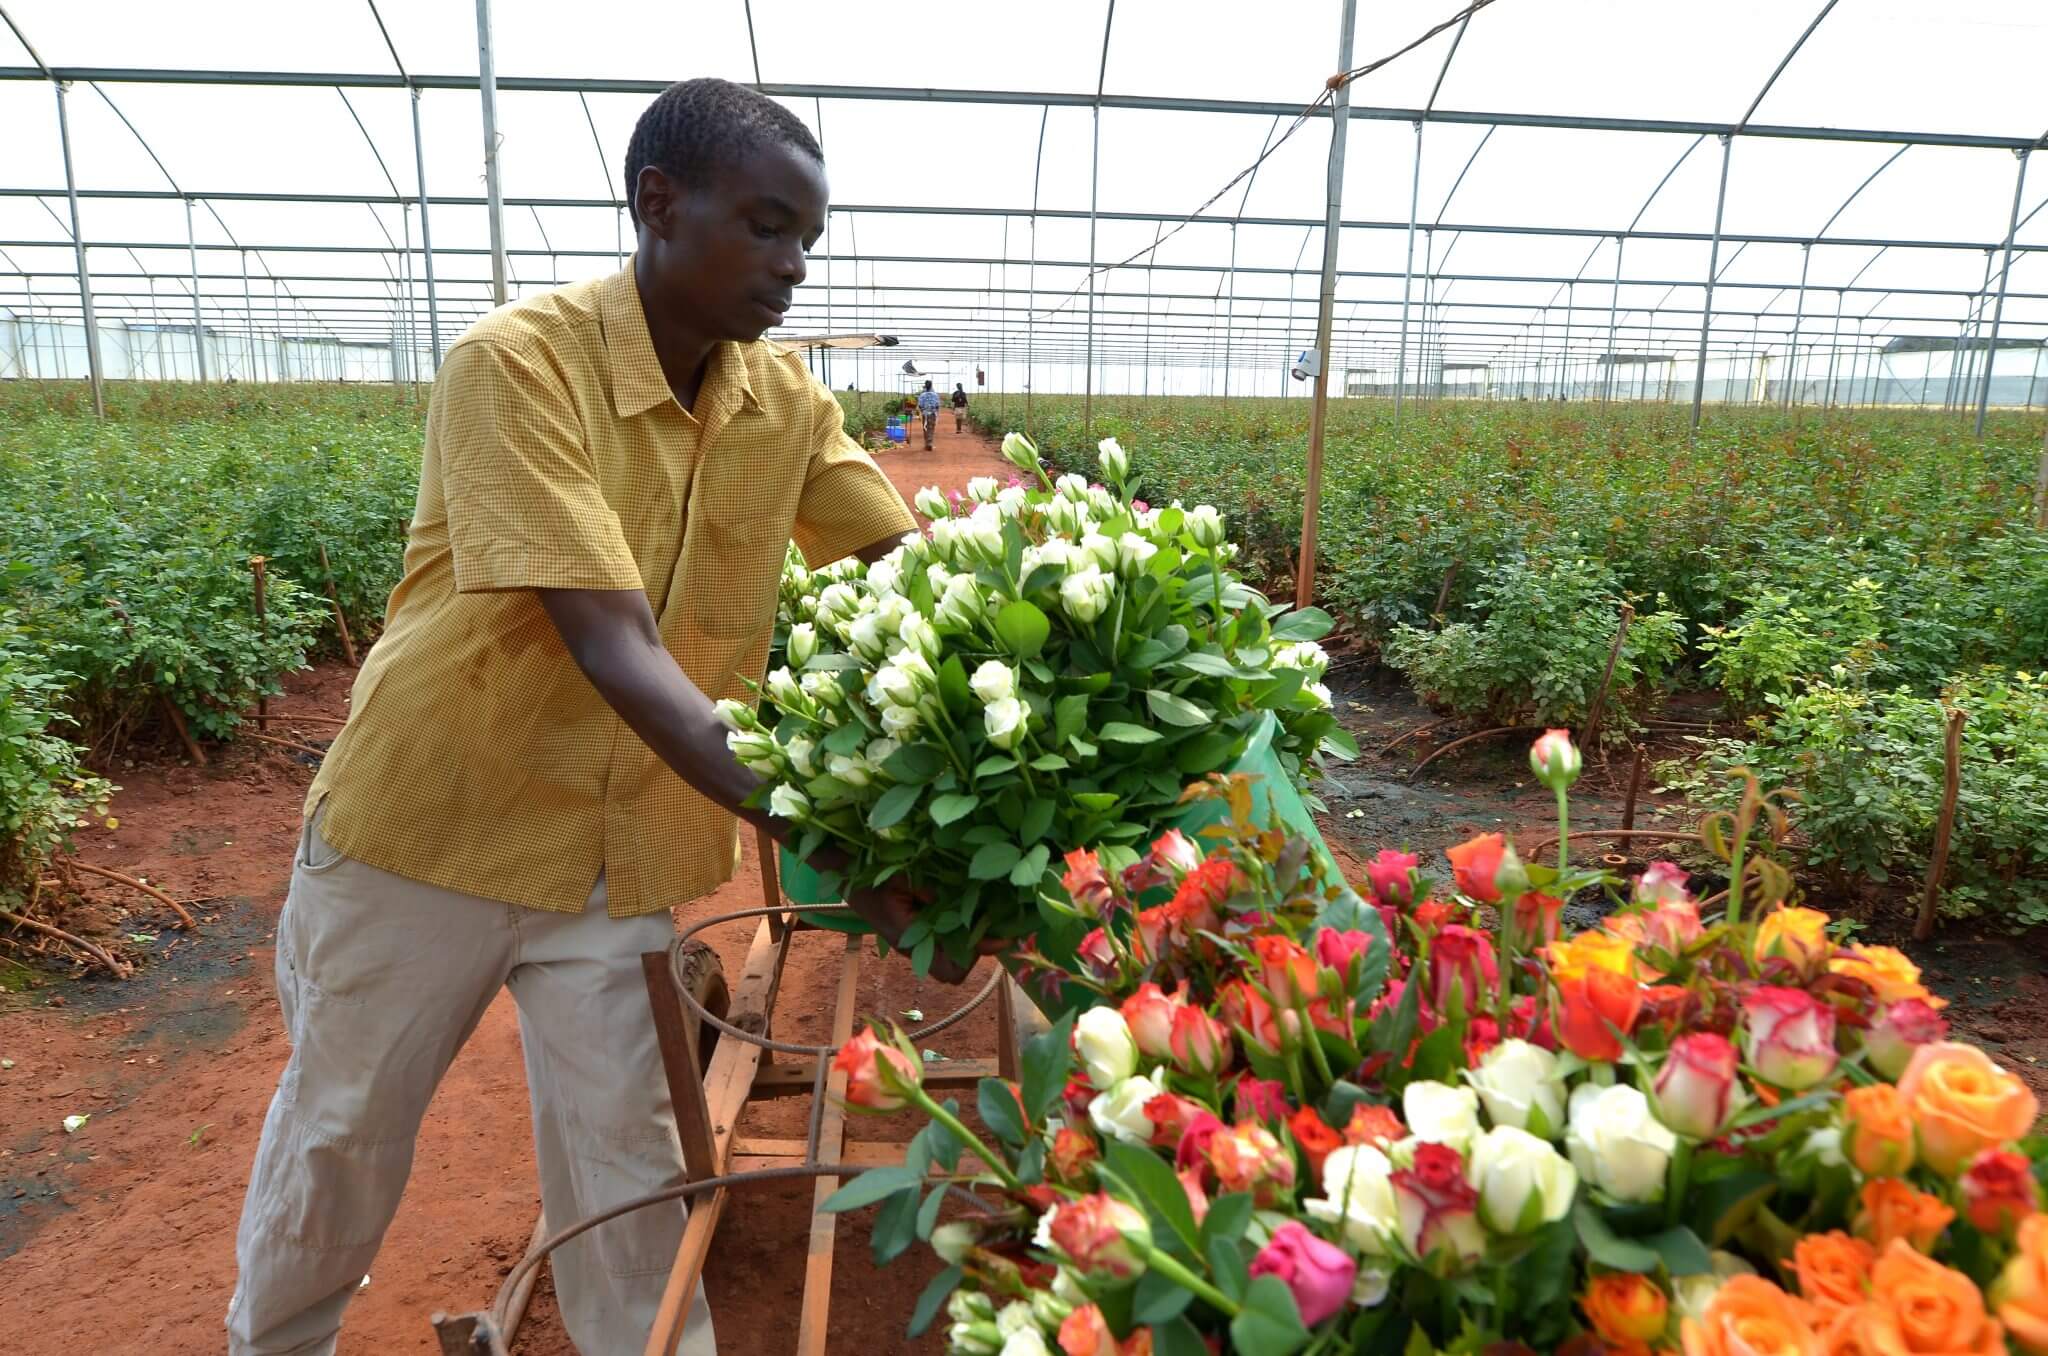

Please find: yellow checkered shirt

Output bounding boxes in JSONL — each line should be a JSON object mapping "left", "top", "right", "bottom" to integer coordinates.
{"left": 307, "top": 265, "right": 915, "bottom": 916}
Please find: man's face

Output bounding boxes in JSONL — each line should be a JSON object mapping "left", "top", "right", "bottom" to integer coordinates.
{"left": 636, "top": 139, "right": 827, "bottom": 342}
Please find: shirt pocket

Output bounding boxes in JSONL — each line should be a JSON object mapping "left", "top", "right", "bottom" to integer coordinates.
{"left": 682, "top": 441, "right": 804, "bottom": 639}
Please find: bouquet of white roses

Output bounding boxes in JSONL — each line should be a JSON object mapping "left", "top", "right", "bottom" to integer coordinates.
{"left": 718, "top": 433, "right": 1355, "bottom": 976}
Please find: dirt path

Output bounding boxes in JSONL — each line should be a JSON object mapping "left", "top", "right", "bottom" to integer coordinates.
{"left": 0, "top": 418, "right": 1013, "bottom": 1354}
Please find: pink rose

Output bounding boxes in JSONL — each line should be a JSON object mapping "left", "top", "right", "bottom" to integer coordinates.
{"left": 1233, "top": 1076, "right": 1290, "bottom": 1125}
{"left": 1741, "top": 985, "right": 1838, "bottom": 1090}
{"left": 1864, "top": 998, "right": 1949, "bottom": 1081}
{"left": 1653, "top": 1032, "right": 1741, "bottom": 1139}
{"left": 1391, "top": 1142, "right": 1485, "bottom": 1264}
{"left": 1429, "top": 924, "right": 1499, "bottom": 1016}
{"left": 1063, "top": 848, "right": 1116, "bottom": 918}
{"left": 1168, "top": 1005, "right": 1234, "bottom": 1078}
{"left": 1177, "top": 1167, "right": 1212, "bottom": 1228}
{"left": 1315, "top": 927, "right": 1376, "bottom": 982}
{"left": 1120, "top": 982, "right": 1185, "bottom": 1059}
{"left": 1633, "top": 861, "right": 1692, "bottom": 907}
{"left": 1248, "top": 1221, "right": 1357, "bottom": 1328}
{"left": 1174, "top": 1109, "right": 1227, "bottom": 1177}
{"left": 1366, "top": 849, "right": 1422, "bottom": 907}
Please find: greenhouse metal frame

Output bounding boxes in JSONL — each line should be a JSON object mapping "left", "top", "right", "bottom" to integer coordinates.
{"left": 3, "top": 0, "right": 2047, "bottom": 435}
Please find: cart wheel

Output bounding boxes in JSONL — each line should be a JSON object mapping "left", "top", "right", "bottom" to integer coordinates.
{"left": 673, "top": 939, "right": 729, "bottom": 1074}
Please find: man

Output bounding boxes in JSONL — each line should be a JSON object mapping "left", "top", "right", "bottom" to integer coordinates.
{"left": 227, "top": 79, "right": 944, "bottom": 1356}
{"left": 917, "top": 377, "right": 940, "bottom": 449}
{"left": 951, "top": 381, "right": 969, "bottom": 432}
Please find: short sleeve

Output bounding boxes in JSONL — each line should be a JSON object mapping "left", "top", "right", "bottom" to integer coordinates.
{"left": 432, "top": 340, "right": 645, "bottom": 594}
{"left": 791, "top": 381, "right": 917, "bottom": 568}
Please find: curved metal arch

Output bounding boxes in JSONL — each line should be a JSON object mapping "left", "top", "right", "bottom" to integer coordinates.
{"left": 1395, "top": 7, "right": 1475, "bottom": 411}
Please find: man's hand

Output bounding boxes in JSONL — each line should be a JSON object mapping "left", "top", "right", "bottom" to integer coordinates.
{"left": 841, "top": 877, "right": 1006, "bottom": 985}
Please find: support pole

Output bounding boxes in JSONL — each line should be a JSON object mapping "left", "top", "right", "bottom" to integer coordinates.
{"left": 1395, "top": 119, "right": 1422, "bottom": 420}
{"left": 54, "top": 79, "right": 106, "bottom": 417}
{"left": 241, "top": 249, "right": 255, "bottom": 381}
{"left": 185, "top": 195, "right": 207, "bottom": 381}
{"left": 1689, "top": 133, "right": 1733, "bottom": 435}
{"left": 475, "top": 0, "right": 508, "bottom": 308}
{"left": 1293, "top": 0, "right": 1357, "bottom": 610}
{"left": 1082, "top": 1, "right": 1113, "bottom": 438}
{"left": 410, "top": 88, "right": 443, "bottom": 369}
{"left": 1975, "top": 148, "right": 2030, "bottom": 439}
{"left": 1603, "top": 236, "right": 1622, "bottom": 403}
{"left": 1785, "top": 243, "right": 1809, "bottom": 406}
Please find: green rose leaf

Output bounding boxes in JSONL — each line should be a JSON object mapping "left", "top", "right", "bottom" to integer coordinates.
{"left": 993, "top": 600, "right": 1051, "bottom": 658}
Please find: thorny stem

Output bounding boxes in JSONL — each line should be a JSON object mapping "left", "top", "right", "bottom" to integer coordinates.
{"left": 908, "top": 1086, "right": 1025, "bottom": 1193}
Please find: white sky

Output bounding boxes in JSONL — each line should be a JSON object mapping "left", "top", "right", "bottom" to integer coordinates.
{"left": 3, "top": 0, "right": 2047, "bottom": 395}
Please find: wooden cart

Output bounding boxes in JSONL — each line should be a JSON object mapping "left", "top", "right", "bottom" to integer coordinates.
{"left": 431, "top": 830, "right": 1039, "bottom": 1354}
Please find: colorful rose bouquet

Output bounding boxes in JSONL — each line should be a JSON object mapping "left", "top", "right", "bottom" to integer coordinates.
{"left": 824, "top": 733, "right": 2046, "bottom": 1356}
{"left": 721, "top": 433, "right": 1354, "bottom": 976}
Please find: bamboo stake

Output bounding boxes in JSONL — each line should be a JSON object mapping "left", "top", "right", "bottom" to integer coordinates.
{"left": 250, "top": 556, "right": 270, "bottom": 731}
{"left": 317, "top": 542, "right": 359, "bottom": 666}
{"left": 244, "top": 730, "right": 330, "bottom": 761}
{"left": 1914, "top": 706, "right": 1967, "bottom": 941}
{"left": 1433, "top": 559, "right": 1462, "bottom": 617}
{"left": 1621, "top": 745, "right": 1648, "bottom": 831}
{"left": 1578, "top": 603, "right": 1636, "bottom": 753}
{"left": 159, "top": 695, "right": 207, "bottom": 767}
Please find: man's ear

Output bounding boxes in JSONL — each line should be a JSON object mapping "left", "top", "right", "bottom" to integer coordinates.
{"left": 634, "top": 165, "right": 680, "bottom": 240}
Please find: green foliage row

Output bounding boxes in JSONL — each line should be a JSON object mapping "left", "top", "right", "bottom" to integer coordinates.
{"left": 0, "top": 381, "right": 424, "bottom": 894}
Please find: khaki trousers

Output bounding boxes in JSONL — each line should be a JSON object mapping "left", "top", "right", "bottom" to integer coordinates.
{"left": 227, "top": 806, "right": 714, "bottom": 1355}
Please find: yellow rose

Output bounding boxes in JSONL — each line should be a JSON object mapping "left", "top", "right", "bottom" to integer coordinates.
{"left": 1546, "top": 930, "right": 1637, "bottom": 984}
{"left": 1756, "top": 907, "right": 1831, "bottom": 975}
{"left": 1828, "top": 945, "right": 1944, "bottom": 1009}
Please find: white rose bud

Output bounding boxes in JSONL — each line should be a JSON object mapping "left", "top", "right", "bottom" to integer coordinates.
{"left": 866, "top": 557, "right": 903, "bottom": 597}
{"left": 996, "top": 485, "right": 1029, "bottom": 516}
{"left": 1059, "top": 565, "right": 1113, "bottom": 623}
{"left": 937, "top": 573, "right": 985, "bottom": 627}
{"left": 826, "top": 753, "right": 873, "bottom": 788}
{"left": 1115, "top": 532, "right": 1158, "bottom": 577}
{"left": 1307, "top": 682, "right": 1333, "bottom": 709}
{"left": 712, "top": 697, "right": 753, "bottom": 731}
{"left": 785, "top": 736, "right": 818, "bottom": 778}
{"left": 1302, "top": 1144, "right": 1399, "bottom": 1256}
{"left": 1074, "top": 1007, "right": 1139, "bottom": 1089}
{"left": 727, "top": 727, "right": 781, "bottom": 774}
{"left": 1043, "top": 496, "right": 1088, "bottom": 536}
{"left": 801, "top": 669, "right": 844, "bottom": 706}
{"left": 816, "top": 582, "right": 860, "bottom": 620}
{"left": 1096, "top": 437, "right": 1129, "bottom": 482}
{"left": 899, "top": 614, "right": 941, "bottom": 664}
{"left": 1565, "top": 1082, "right": 1679, "bottom": 1204}
{"left": 1000, "top": 1329, "right": 1051, "bottom": 1356}
{"left": 1078, "top": 532, "right": 1119, "bottom": 573}
{"left": 970, "top": 660, "right": 1017, "bottom": 705}
{"left": 915, "top": 485, "right": 951, "bottom": 518}
{"left": 765, "top": 666, "right": 804, "bottom": 709}
{"left": 786, "top": 622, "right": 818, "bottom": 669}
{"left": 1086, "top": 486, "right": 1119, "bottom": 518}
{"left": 1273, "top": 641, "right": 1331, "bottom": 681}
{"left": 1403, "top": 1080, "right": 1482, "bottom": 1154}
{"left": 996, "top": 1302, "right": 1038, "bottom": 1340}
{"left": 848, "top": 611, "right": 889, "bottom": 661}
{"left": 1001, "top": 431, "right": 1040, "bottom": 474}
{"left": 880, "top": 704, "right": 922, "bottom": 737}
{"left": 1184, "top": 504, "right": 1226, "bottom": 548}
{"left": 1054, "top": 473, "right": 1089, "bottom": 501}
{"left": 984, "top": 696, "right": 1028, "bottom": 751}
{"left": 966, "top": 505, "right": 1005, "bottom": 561}
{"left": 768, "top": 784, "right": 810, "bottom": 820}
{"left": 1464, "top": 1039, "right": 1567, "bottom": 1139}
{"left": 930, "top": 1221, "right": 977, "bottom": 1265}
{"left": 966, "top": 476, "right": 999, "bottom": 504}
{"left": 869, "top": 663, "right": 920, "bottom": 709}
{"left": 1466, "top": 1124, "right": 1578, "bottom": 1234}
{"left": 1087, "top": 1073, "right": 1162, "bottom": 1146}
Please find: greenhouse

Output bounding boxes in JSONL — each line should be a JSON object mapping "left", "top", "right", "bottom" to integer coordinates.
{"left": 1, "top": 3, "right": 2045, "bottom": 1355}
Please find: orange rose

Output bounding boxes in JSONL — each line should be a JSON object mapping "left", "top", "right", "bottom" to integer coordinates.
{"left": 1896, "top": 1042, "right": 2041, "bottom": 1176}
{"left": 1546, "top": 930, "right": 1639, "bottom": 983}
{"left": 1827, "top": 945, "right": 1944, "bottom": 1009}
{"left": 1854, "top": 1179, "right": 1955, "bottom": 1255}
{"left": 1835, "top": 1239, "right": 2005, "bottom": 1356}
{"left": 1446, "top": 832, "right": 1507, "bottom": 902}
{"left": 1756, "top": 907, "right": 1832, "bottom": 976}
{"left": 1586, "top": 1273, "right": 1672, "bottom": 1345}
{"left": 1680, "top": 1275, "right": 1822, "bottom": 1356}
{"left": 1842, "top": 1085, "right": 1916, "bottom": 1178}
{"left": 1993, "top": 1214, "right": 2048, "bottom": 1355}
{"left": 1793, "top": 1232, "right": 1876, "bottom": 1317}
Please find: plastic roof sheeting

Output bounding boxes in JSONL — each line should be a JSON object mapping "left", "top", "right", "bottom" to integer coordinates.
{"left": 3, "top": 0, "right": 2047, "bottom": 398}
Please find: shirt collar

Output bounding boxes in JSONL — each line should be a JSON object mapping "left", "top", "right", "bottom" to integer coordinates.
{"left": 600, "top": 263, "right": 762, "bottom": 421}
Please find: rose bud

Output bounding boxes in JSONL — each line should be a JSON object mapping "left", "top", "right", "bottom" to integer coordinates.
{"left": 1208, "top": 1121, "right": 1297, "bottom": 1208}
{"left": 1167, "top": 1005, "right": 1234, "bottom": 1078}
{"left": 1143, "top": 1092, "right": 1212, "bottom": 1151}
{"left": 1754, "top": 907, "right": 1831, "bottom": 978}
{"left": 1218, "top": 979, "right": 1281, "bottom": 1051}
{"left": 1075, "top": 927, "right": 1116, "bottom": 981}
{"left": 1049, "top": 1192, "right": 1151, "bottom": 1280}
{"left": 1557, "top": 966, "right": 1643, "bottom": 1064}
{"left": 1430, "top": 924, "right": 1500, "bottom": 1018}
{"left": 1289, "top": 1105, "right": 1345, "bottom": 1180}
{"left": 1391, "top": 1142, "right": 1485, "bottom": 1265}
{"left": 1741, "top": 985, "right": 1839, "bottom": 1091}
{"left": 1249, "top": 1221, "right": 1358, "bottom": 1327}
{"left": 1581, "top": 1274, "right": 1670, "bottom": 1346}
{"left": 1234, "top": 1076, "right": 1291, "bottom": 1126}
{"left": 1073, "top": 1006, "right": 1139, "bottom": 1091}
{"left": 1253, "top": 935, "right": 1320, "bottom": 1010}
{"left": 1061, "top": 849, "right": 1116, "bottom": 918}
{"left": 831, "top": 1027, "right": 922, "bottom": 1113}
{"left": 1528, "top": 728, "right": 1583, "bottom": 793}
{"left": 1634, "top": 860, "right": 1693, "bottom": 907}
{"left": 1864, "top": 999, "right": 1948, "bottom": 1081}
{"left": 1315, "top": 927, "right": 1376, "bottom": 985}
{"left": 1119, "top": 982, "right": 1185, "bottom": 1060}
{"left": 1050, "top": 1126, "right": 1100, "bottom": 1185}
{"left": 1445, "top": 832, "right": 1507, "bottom": 903}
{"left": 1468, "top": 1124, "right": 1578, "bottom": 1235}
{"left": 1652, "top": 1033, "right": 1744, "bottom": 1140}
{"left": 1367, "top": 849, "right": 1422, "bottom": 907}
{"left": 1842, "top": 1083, "right": 1916, "bottom": 1178}
{"left": 1962, "top": 1149, "right": 2041, "bottom": 1237}
{"left": 1344, "top": 1102, "right": 1407, "bottom": 1150}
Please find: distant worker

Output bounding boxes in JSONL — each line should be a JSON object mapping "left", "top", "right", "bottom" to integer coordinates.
{"left": 951, "top": 382, "right": 968, "bottom": 432}
{"left": 917, "top": 378, "right": 940, "bottom": 450}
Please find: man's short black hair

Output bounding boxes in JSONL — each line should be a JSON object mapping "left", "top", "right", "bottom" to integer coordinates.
{"left": 624, "top": 78, "right": 824, "bottom": 226}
